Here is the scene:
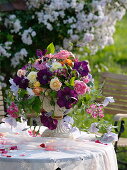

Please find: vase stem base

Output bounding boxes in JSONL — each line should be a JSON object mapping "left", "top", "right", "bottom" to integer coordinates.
{"left": 42, "top": 119, "right": 74, "bottom": 138}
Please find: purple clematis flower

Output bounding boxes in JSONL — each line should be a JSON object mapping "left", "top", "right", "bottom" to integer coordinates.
{"left": 40, "top": 111, "right": 58, "bottom": 130}
{"left": 100, "top": 132, "right": 118, "bottom": 144}
{"left": 13, "top": 76, "right": 29, "bottom": 89}
{"left": 73, "top": 61, "right": 89, "bottom": 76}
{"left": 36, "top": 49, "right": 47, "bottom": 57}
{"left": 21, "top": 64, "right": 32, "bottom": 70}
{"left": 37, "top": 69, "right": 52, "bottom": 85}
{"left": 36, "top": 49, "right": 42, "bottom": 57}
{"left": 57, "top": 87, "right": 78, "bottom": 109}
{"left": 33, "top": 60, "right": 48, "bottom": 70}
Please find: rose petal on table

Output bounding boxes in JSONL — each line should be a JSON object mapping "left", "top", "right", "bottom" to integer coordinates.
{"left": 40, "top": 143, "right": 46, "bottom": 148}
{"left": 19, "top": 154, "right": 26, "bottom": 156}
{"left": 2, "top": 150, "right": 8, "bottom": 154}
{"left": 10, "top": 146, "right": 18, "bottom": 150}
{"left": 95, "top": 140, "right": 108, "bottom": 145}
{"left": 2, "top": 154, "right": 11, "bottom": 157}
{"left": 0, "top": 133, "right": 5, "bottom": 138}
{"left": 45, "top": 146, "right": 56, "bottom": 151}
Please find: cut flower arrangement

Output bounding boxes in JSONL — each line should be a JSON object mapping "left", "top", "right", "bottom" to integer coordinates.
{"left": 5, "top": 43, "right": 117, "bottom": 142}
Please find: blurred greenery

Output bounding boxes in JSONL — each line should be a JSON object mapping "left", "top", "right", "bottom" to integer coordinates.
{"left": 80, "top": 14, "right": 127, "bottom": 80}
{"left": 0, "top": 0, "right": 12, "bottom": 4}
{"left": 0, "top": 1, "right": 127, "bottom": 168}
{"left": 78, "top": 14, "right": 127, "bottom": 136}
{"left": 78, "top": 14, "right": 127, "bottom": 169}
{"left": 117, "top": 147, "right": 127, "bottom": 170}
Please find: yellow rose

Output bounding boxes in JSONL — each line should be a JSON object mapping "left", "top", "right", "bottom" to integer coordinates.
{"left": 50, "top": 78, "right": 62, "bottom": 91}
{"left": 27, "top": 71, "right": 37, "bottom": 83}
{"left": 34, "top": 81, "right": 40, "bottom": 87}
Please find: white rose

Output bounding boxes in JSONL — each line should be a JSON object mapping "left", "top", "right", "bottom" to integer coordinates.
{"left": 51, "top": 62, "right": 62, "bottom": 71}
{"left": 50, "top": 78, "right": 62, "bottom": 91}
{"left": 27, "top": 71, "right": 37, "bottom": 83}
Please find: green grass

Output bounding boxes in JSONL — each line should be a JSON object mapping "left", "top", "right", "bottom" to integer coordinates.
{"left": 117, "top": 147, "right": 127, "bottom": 170}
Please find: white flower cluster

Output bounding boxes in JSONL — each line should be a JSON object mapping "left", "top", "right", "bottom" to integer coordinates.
{"left": 0, "top": 42, "right": 12, "bottom": 58}
{"left": 1, "top": 0, "right": 127, "bottom": 70}
{"left": 4, "top": 15, "right": 22, "bottom": 33}
{"left": 26, "top": 0, "right": 45, "bottom": 9}
{"left": 11, "top": 49, "right": 28, "bottom": 68}
{"left": 34, "top": 0, "right": 127, "bottom": 53}
{"left": 119, "top": 0, "right": 127, "bottom": 8}
{"left": 21, "top": 27, "right": 36, "bottom": 45}
{"left": 0, "top": 75, "right": 6, "bottom": 88}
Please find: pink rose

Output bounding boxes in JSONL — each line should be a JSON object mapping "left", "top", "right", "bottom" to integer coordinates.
{"left": 73, "top": 58, "right": 79, "bottom": 62}
{"left": 45, "top": 54, "right": 54, "bottom": 58}
{"left": 54, "top": 50, "right": 74, "bottom": 59}
{"left": 74, "top": 80, "right": 87, "bottom": 95}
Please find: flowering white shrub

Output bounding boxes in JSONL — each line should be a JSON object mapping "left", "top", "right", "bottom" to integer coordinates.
{"left": 0, "top": 0, "right": 127, "bottom": 86}
{"left": 21, "top": 27, "right": 36, "bottom": 45}
{"left": 11, "top": 49, "right": 28, "bottom": 68}
{"left": 4, "top": 15, "right": 22, "bottom": 33}
{"left": 0, "top": 42, "right": 12, "bottom": 58}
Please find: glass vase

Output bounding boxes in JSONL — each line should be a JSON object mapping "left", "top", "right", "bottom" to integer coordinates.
{"left": 42, "top": 119, "right": 74, "bottom": 138}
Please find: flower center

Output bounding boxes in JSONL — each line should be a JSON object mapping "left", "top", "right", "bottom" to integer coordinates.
{"left": 21, "top": 79, "right": 25, "bottom": 83}
{"left": 65, "top": 95, "right": 70, "bottom": 100}
{"left": 43, "top": 75, "right": 47, "bottom": 80}
{"left": 79, "top": 65, "right": 84, "bottom": 71}
{"left": 53, "top": 82, "right": 57, "bottom": 87}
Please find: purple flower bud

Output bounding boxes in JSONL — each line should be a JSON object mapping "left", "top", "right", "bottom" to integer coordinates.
{"left": 36, "top": 49, "right": 43, "bottom": 57}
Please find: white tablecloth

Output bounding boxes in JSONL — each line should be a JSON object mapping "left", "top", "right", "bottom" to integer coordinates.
{"left": 0, "top": 127, "right": 118, "bottom": 170}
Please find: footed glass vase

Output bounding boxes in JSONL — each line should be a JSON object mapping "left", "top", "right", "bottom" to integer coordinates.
{"left": 41, "top": 97, "right": 74, "bottom": 138}
{"left": 42, "top": 119, "right": 74, "bottom": 138}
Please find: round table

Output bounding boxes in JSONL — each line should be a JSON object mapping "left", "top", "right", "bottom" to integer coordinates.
{"left": 0, "top": 126, "right": 118, "bottom": 170}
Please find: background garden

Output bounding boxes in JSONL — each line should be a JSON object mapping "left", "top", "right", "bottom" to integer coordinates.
{"left": 0, "top": 0, "right": 127, "bottom": 169}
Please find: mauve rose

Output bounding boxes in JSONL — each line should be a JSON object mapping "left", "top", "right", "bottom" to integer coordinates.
{"left": 53, "top": 50, "right": 73, "bottom": 59}
{"left": 45, "top": 54, "right": 54, "bottom": 58}
{"left": 82, "top": 77, "right": 90, "bottom": 84}
{"left": 74, "top": 80, "right": 87, "bottom": 95}
{"left": 17, "top": 69, "right": 26, "bottom": 77}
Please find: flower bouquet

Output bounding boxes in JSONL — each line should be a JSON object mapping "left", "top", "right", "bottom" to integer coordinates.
{"left": 5, "top": 43, "right": 117, "bottom": 141}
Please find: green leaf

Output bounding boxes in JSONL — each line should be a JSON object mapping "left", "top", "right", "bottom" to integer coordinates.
{"left": 64, "top": 81, "right": 70, "bottom": 86}
{"left": 27, "top": 96, "right": 36, "bottom": 104}
{"left": 18, "top": 89, "right": 26, "bottom": 98}
{"left": 87, "top": 81, "right": 94, "bottom": 87}
{"left": 32, "top": 97, "right": 42, "bottom": 113}
{"left": 49, "top": 91, "right": 57, "bottom": 98}
{"left": 46, "top": 42, "right": 55, "bottom": 54}
{"left": 7, "top": 34, "right": 13, "bottom": 42}
{"left": 50, "top": 99, "right": 55, "bottom": 106}
{"left": 70, "top": 77, "right": 75, "bottom": 86}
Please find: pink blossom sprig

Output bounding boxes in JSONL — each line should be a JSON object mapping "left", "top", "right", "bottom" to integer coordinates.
{"left": 86, "top": 104, "right": 104, "bottom": 119}
{"left": 7, "top": 102, "right": 19, "bottom": 118}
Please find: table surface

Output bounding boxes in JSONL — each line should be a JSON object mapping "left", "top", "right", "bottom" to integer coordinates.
{"left": 0, "top": 124, "right": 118, "bottom": 170}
